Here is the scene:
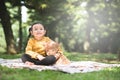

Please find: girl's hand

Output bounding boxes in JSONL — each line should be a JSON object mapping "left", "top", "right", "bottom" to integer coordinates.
{"left": 54, "top": 53, "right": 61, "bottom": 59}
{"left": 37, "top": 55, "right": 45, "bottom": 60}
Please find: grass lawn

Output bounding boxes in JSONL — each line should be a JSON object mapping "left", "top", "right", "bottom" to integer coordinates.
{"left": 0, "top": 52, "right": 120, "bottom": 80}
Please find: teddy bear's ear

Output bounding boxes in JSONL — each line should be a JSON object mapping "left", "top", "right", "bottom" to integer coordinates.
{"left": 47, "top": 41, "right": 59, "bottom": 50}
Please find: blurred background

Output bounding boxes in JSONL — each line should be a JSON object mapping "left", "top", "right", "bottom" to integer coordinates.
{"left": 0, "top": 0, "right": 120, "bottom": 56}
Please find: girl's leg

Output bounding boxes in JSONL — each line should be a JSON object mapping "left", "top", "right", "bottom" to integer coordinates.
{"left": 21, "top": 54, "right": 38, "bottom": 64}
{"left": 35, "top": 55, "right": 56, "bottom": 65}
{"left": 21, "top": 54, "right": 57, "bottom": 65}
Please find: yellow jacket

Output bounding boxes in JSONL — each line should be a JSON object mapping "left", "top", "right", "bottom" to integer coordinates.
{"left": 25, "top": 37, "right": 52, "bottom": 58}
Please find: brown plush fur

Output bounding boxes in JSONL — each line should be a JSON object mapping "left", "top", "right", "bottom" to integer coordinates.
{"left": 45, "top": 41, "right": 70, "bottom": 65}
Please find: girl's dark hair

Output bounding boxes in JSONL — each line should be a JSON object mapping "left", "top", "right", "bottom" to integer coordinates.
{"left": 27, "top": 22, "right": 44, "bottom": 39}
{"left": 27, "top": 27, "right": 32, "bottom": 38}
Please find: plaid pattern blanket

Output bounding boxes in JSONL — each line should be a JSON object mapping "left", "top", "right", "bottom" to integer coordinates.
{"left": 0, "top": 58, "right": 120, "bottom": 74}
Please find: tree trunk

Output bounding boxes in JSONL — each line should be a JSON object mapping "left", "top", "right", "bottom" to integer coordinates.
{"left": 18, "top": 1, "right": 23, "bottom": 52}
{"left": 83, "top": 26, "right": 91, "bottom": 54}
{"left": 118, "top": 48, "right": 120, "bottom": 61}
{"left": 0, "top": 0, "right": 17, "bottom": 54}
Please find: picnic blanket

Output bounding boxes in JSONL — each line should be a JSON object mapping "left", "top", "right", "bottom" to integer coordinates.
{"left": 0, "top": 58, "right": 120, "bottom": 74}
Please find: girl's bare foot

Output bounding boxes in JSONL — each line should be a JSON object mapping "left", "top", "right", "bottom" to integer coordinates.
{"left": 25, "top": 61, "right": 34, "bottom": 65}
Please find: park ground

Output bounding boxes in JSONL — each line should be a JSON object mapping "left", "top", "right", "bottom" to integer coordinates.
{"left": 0, "top": 52, "right": 120, "bottom": 80}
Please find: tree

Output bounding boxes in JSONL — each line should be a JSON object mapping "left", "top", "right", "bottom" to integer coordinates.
{"left": 0, "top": 0, "right": 17, "bottom": 54}
{"left": 1, "top": 0, "right": 120, "bottom": 54}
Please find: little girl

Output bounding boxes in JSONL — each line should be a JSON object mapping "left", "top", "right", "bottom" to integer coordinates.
{"left": 21, "top": 22, "right": 70, "bottom": 65}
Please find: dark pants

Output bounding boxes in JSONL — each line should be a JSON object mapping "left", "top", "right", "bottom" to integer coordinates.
{"left": 21, "top": 54, "right": 56, "bottom": 65}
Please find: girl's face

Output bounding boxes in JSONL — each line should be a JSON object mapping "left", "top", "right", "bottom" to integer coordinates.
{"left": 31, "top": 24, "right": 46, "bottom": 40}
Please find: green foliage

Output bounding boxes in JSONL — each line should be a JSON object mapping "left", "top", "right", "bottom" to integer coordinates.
{"left": 86, "top": 0, "right": 120, "bottom": 53}
{"left": 1, "top": 0, "right": 120, "bottom": 53}
{"left": 25, "top": 0, "right": 119, "bottom": 53}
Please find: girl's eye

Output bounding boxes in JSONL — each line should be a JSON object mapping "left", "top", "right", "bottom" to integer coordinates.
{"left": 34, "top": 28, "right": 38, "bottom": 30}
{"left": 40, "top": 28, "right": 44, "bottom": 30}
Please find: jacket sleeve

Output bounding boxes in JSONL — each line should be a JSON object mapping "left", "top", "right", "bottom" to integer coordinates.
{"left": 25, "top": 38, "right": 39, "bottom": 59}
